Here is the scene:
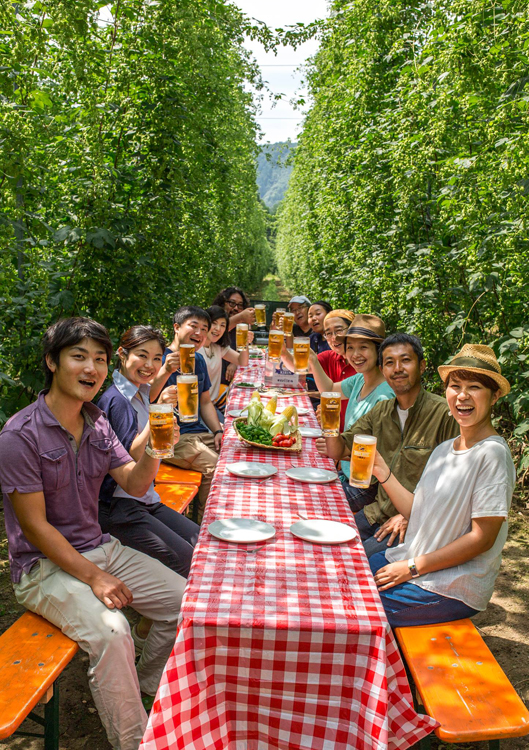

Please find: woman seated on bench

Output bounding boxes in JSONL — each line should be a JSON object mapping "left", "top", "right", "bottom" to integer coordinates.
{"left": 369, "top": 344, "right": 515, "bottom": 627}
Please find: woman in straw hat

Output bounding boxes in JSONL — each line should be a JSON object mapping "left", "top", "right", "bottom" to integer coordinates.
{"left": 369, "top": 344, "right": 515, "bottom": 627}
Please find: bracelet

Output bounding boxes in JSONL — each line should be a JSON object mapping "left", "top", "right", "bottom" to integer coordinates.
{"left": 213, "top": 429, "right": 223, "bottom": 436}
{"left": 408, "top": 558, "right": 420, "bottom": 578}
{"left": 379, "top": 468, "right": 392, "bottom": 484}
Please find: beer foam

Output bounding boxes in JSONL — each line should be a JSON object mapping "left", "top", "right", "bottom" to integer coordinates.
{"left": 149, "top": 404, "right": 173, "bottom": 412}
{"left": 321, "top": 391, "right": 341, "bottom": 398}
{"left": 177, "top": 374, "right": 198, "bottom": 383}
{"left": 354, "top": 434, "right": 377, "bottom": 445}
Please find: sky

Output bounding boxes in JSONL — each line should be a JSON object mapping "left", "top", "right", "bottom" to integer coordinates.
{"left": 232, "top": 0, "right": 329, "bottom": 144}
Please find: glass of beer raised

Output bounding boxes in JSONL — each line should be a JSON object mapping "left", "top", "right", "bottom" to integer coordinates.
{"left": 268, "top": 329, "right": 284, "bottom": 362}
{"left": 255, "top": 304, "right": 266, "bottom": 327}
{"left": 282, "top": 311, "right": 294, "bottom": 335}
{"left": 177, "top": 374, "right": 199, "bottom": 423}
{"left": 349, "top": 435, "right": 377, "bottom": 488}
{"left": 293, "top": 337, "right": 310, "bottom": 373}
{"left": 148, "top": 404, "right": 174, "bottom": 459}
{"left": 320, "top": 392, "right": 341, "bottom": 437}
{"left": 179, "top": 343, "right": 195, "bottom": 374}
{"left": 236, "top": 323, "right": 249, "bottom": 351}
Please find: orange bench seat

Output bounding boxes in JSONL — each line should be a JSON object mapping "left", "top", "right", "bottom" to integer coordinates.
{"left": 155, "top": 464, "right": 202, "bottom": 486}
{"left": 156, "top": 483, "right": 197, "bottom": 514}
{"left": 395, "top": 619, "right": 529, "bottom": 746}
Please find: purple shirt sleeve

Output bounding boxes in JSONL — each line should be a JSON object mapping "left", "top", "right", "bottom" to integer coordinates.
{"left": 105, "top": 421, "right": 134, "bottom": 470}
{"left": 0, "top": 430, "right": 44, "bottom": 495}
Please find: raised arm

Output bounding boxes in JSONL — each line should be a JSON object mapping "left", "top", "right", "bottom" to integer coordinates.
{"left": 149, "top": 350, "right": 180, "bottom": 402}
{"left": 308, "top": 349, "right": 342, "bottom": 395}
{"left": 228, "top": 308, "right": 255, "bottom": 330}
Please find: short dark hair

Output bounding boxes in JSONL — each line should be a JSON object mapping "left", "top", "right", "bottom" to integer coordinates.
{"left": 211, "top": 286, "right": 250, "bottom": 310}
{"left": 42, "top": 317, "right": 113, "bottom": 388}
{"left": 206, "top": 306, "right": 231, "bottom": 348}
{"left": 445, "top": 369, "right": 500, "bottom": 394}
{"left": 310, "top": 301, "right": 333, "bottom": 315}
{"left": 117, "top": 325, "right": 166, "bottom": 370}
{"left": 379, "top": 332, "right": 424, "bottom": 367}
{"left": 173, "top": 306, "right": 211, "bottom": 330}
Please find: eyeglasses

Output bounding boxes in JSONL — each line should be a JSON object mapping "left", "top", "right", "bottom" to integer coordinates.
{"left": 227, "top": 299, "right": 245, "bottom": 311}
{"left": 323, "top": 328, "right": 348, "bottom": 340}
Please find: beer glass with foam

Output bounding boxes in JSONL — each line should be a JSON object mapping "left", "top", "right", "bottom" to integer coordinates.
{"left": 148, "top": 404, "right": 174, "bottom": 458}
{"left": 255, "top": 304, "right": 266, "bottom": 327}
{"left": 293, "top": 337, "right": 310, "bottom": 373}
{"left": 179, "top": 343, "right": 195, "bottom": 374}
{"left": 282, "top": 311, "right": 294, "bottom": 335}
{"left": 177, "top": 374, "right": 199, "bottom": 423}
{"left": 268, "top": 329, "right": 284, "bottom": 362}
{"left": 320, "top": 392, "right": 341, "bottom": 437}
{"left": 349, "top": 435, "right": 377, "bottom": 488}
{"left": 236, "top": 323, "right": 249, "bottom": 351}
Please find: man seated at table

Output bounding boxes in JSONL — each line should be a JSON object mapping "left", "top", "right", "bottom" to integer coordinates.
{"left": 151, "top": 305, "right": 223, "bottom": 523}
{"left": 318, "top": 333, "right": 459, "bottom": 557}
{"left": 288, "top": 295, "right": 312, "bottom": 337}
{"left": 0, "top": 317, "right": 186, "bottom": 750}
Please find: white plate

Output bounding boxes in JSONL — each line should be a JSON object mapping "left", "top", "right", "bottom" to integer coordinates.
{"left": 299, "top": 427, "right": 322, "bottom": 438}
{"left": 208, "top": 518, "right": 276, "bottom": 543}
{"left": 290, "top": 519, "right": 357, "bottom": 545}
{"left": 227, "top": 409, "right": 243, "bottom": 418}
{"left": 226, "top": 462, "right": 277, "bottom": 479}
{"left": 286, "top": 467, "right": 338, "bottom": 484}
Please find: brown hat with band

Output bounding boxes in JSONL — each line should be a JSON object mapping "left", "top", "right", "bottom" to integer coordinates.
{"left": 438, "top": 344, "right": 510, "bottom": 397}
{"left": 344, "top": 314, "right": 386, "bottom": 343}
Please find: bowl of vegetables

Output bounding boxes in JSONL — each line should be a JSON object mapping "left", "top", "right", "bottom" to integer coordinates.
{"left": 233, "top": 392, "right": 302, "bottom": 452}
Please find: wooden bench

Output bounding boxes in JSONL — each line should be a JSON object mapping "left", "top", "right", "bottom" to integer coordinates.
{"left": 0, "top": 610, "right": 78, "bottom": 749}
{"left": 395, "top": 619, "right": 529, "bottom": 748}
{"left": 155, "top": 464, "right": 202, "bottom": 487}
{"left": 156, "top": 482, "right": 197, "bottom": 515}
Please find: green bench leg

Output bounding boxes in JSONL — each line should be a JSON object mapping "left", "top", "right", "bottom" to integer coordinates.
{"left": 44, "top": 680, "right": 60, "bottom": 750}
{"left": 489, "top": 741, "right": 500, "bottom": 750}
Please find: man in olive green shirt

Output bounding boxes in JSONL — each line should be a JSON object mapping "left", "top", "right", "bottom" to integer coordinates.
{"left": 321, "top": 333, "right": 459, "bottom": 557}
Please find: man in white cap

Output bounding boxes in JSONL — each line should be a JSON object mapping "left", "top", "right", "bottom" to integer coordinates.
{"left": 288, "top": 295, "right": 312, "bottom": 337}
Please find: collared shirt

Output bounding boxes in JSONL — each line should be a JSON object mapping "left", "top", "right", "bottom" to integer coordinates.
{"left": 164, "top": 348, "right": 211, "bottom": 435}
{"left": 342, "top": 388, "right": 460, "bottom": 526}
{"left": 0, "top": 392, "right": 132, "bottom": 582}
{"left": 110, "top": 370, "right": 159, "bottom": 505}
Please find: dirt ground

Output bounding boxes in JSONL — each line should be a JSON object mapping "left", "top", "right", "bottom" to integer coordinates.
{"left": 1, "top": 504, "right": 528, "bottom": 750}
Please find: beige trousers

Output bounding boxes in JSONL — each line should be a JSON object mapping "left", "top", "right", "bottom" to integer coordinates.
{"left": 163, "top": 431, "right": 219, "bottom": 523}
{"left": 14, "top": 538, "right": 186, "bottom": 750}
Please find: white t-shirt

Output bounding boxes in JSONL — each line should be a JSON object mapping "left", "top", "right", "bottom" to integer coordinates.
{"left": 396, "top": 406, "right": 408, "bottom": 432}
{"left": 386, "top": 436, "right": 515, "bottom": 611}
{"left": 202, "top": 344, "right": 230, "bottom": 405}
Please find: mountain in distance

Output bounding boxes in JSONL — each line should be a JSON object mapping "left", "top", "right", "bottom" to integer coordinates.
{"left": 256, "top": 141, "right": 296, "bottom": 210}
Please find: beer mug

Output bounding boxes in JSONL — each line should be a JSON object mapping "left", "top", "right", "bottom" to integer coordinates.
{"left": 293, "top": 337, "right": 310, "bottom": 373}
{"left": 255, "top": 304, "right": 266, "bottom": 327}
{"left": 268, "top": 329, "right": 284, "bottom": 362}
{"left": 177, "top": 374, "right": 199, "bottom": 423}
{"left": 148, "top": 404, "right": 174, "bottom": 459}
{"left": 282, "top": 311, "right": 294, "bottom": 335}
{"left": 179, "top": 343, "right": 195, "bottom": 374}
{"left": 349, "top": 435, "right": 377, "bottom": 488}
{"left": 236, "top": 323, "right": 249, "bottom": 352}
{"left": 320, "top": 392, "right": 341, "bottom": 437}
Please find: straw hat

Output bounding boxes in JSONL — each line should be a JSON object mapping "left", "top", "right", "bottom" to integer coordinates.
{"left": 324, "top": 309, "right": 355, "bottom": 326}
{"left": 344, "top": 314, "right": 386, "bottom": 343}
{"left": 438, "top": 344, "right": 510, "bottom": 397}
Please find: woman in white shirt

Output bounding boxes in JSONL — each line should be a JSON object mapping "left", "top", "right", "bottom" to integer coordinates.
{"left": 369, "top": 344, "right": 515, "bottom": 627}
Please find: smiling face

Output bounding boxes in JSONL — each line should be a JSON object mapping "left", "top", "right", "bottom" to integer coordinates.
{"left": 345, "top": 338, "right": 379, "bottom": 374}
{"left": 446, "top": 374, "right": 499, "bottom": 430}
{"left": 381, "top": 343, "right": 425, "bottom": 397}
{"left": 289, "top": 303, "right": 310, "bottom": 330}
{"left": 119, "top": 339, "right": 164, "bottom": 387}
{"left": 175, "top": 316, "right": 210, "bottom": 350}
{"left": 308, "top": 305, "right": 327, "bottom": 334}
{"left": 209, "top": 317, "right": 227, "bottom": 344}
{"left": 322, "top": 317, "right": 349, "bottom": 354}
{"left": 225, "top": 292, "right": 245, "bottom": 318}
{"left": 46, "top": 337, "right": 108, "bottom": 403}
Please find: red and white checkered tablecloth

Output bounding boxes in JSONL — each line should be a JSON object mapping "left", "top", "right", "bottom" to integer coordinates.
{"left": 140, "top": 355, "right": 437, "bottom": 750}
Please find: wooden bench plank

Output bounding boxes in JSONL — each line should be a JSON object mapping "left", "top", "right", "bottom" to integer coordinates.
{"left": 395, "top": 619, "right": 529, "bottom": 743}
{"left": 155, "top": 464, "right": 202, "bottom": 486}
{"left": 0, "top": 611, "right": 78, "bottom": 739}
{"left": 156, "top": 483, "right": 197, "bottom": 514}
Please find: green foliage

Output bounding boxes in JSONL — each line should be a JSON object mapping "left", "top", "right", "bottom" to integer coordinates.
{"left": 257, "top": 141, "right": 296, "bottom": 209}
{"left": 0, "top": 0, "right": 274, "bottom": 419}
{"left": 276, "top": 0, "right": 529, "bottom": 476}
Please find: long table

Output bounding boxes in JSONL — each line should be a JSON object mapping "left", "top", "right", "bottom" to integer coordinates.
{"left": 140, "top": 357, "right": 437, "bottom": 750}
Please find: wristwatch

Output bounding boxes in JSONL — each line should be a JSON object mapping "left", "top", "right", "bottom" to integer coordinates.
{"left": 213, "top": 430, "right": 223, "bottom": 436}
{"left": 408, "top": 558, "right": 420, "bottom": 578}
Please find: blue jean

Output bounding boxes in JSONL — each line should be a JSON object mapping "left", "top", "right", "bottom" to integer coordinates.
{"left": 354, "top": 508, "right": 400, "bottom": 559}
{"left": 338, "top": 470, "right": 378, "bottom": 512}
{"left": 369, "top": 552, "right": 479, "bottom": 627}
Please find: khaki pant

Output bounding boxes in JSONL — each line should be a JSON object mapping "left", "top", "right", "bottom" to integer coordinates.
{"left": 14, "top": 538, "right": 186, "bottom": 750}
{"left": 163, "top": 431, "right": 218, "bottom": 523}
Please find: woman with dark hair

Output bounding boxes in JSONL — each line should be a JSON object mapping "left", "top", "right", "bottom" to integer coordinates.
{"left": 308, "top": 301, "right": 332, "bottom": 354}
{"left": 202, "top": 306, "right": 251, "bottom": 417}
{"left": 369, "top": 344, "right": 515, "bottom": 627}
{"left": 98, "top": 326, "right": 199, "bottom": 647}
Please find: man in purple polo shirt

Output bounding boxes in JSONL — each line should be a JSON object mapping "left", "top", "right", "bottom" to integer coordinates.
{"left": 0, "top": 317, "right": 186, "bottom": 750}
